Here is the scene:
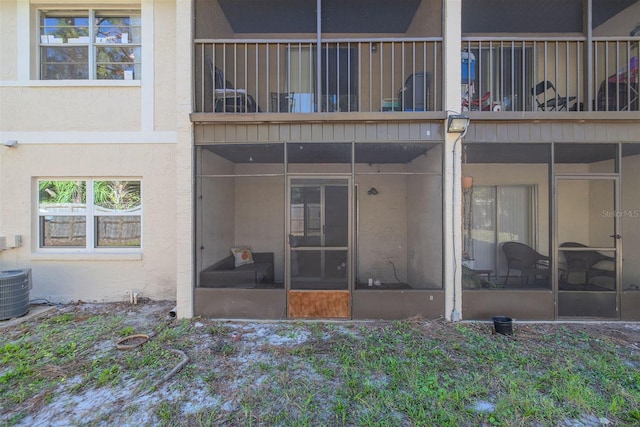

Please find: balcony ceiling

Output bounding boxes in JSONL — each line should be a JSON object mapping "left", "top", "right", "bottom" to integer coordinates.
{"left": 462, "top": 0, "right": 638, "bottom": 33}
{"left": 217, "top": 0, "right": 421, "bottom": 33}
{"left": 205, "top": 142, "right": 438, "bottom": 164}
{"left": 464, "top": 143, "right": 640, "bottom": 164}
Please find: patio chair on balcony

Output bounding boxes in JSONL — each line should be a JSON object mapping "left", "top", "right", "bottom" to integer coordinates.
{"left": 502, "top": 241, "right": 550, "bottom": 286}
{"left": 532, "top": 80, "right": 576, "bottom": 111}
{"left": 207, "top": 60, "right": 260, "bottom": 113}
{"left": 398, "top": 72, "right": 430, "bottom": 111}
{"left": 270, "top": 92, "right": 295, "bottom": 112}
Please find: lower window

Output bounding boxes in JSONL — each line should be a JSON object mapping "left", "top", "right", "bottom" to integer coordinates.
{"left": 38, "top": 179, "right": 141, "bottom": 250}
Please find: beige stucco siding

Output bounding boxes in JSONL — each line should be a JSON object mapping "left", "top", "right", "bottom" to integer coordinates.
{"left": 1, "top": 87, "right": 142, "bottom": 131}
{"left": 0, "top": 143, "right": 177, "bottom": 302}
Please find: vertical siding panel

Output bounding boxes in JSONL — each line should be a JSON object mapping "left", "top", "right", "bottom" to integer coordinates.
{"left": 573, "top": 123, "right": 586, "bottom": 142}
{"left": 594, "top": 122, "right": 607, "bottom": 141}
{"left": 344, "top": 123, "right": 356, "bottom": 141}
{"left": 268, "top": 124, "right": 280, "bottom": 141}
{"left": 246, "top": 124, "right": 258, "bottom": 142}
{"left": 214, "top": 125, "right": 226, "bottom": 143}
{"left": 540, "top": 124, "right": 552, "bottom": 142}
{"left": 375, "top": 123, "right": 388, "bottom": 140}
{"left": 529, "top": 123, "right": 542, "bottom": 142}
{"left": 290, "top": 123, "right": 301, "bottom": 141}
{"left": 398, "top": 124, "right": 411, "bottom": 140}
{"left": 496, "top": 123, "right": 509, "bottom": 142}
{"left": 311, "top": 123, "right": 323, "bottom": 141}
{"left": 507, "top": 123, "right": 519, "bottom": 142}
{"left": 322, "top": 123, "right": 334, "bottom": 141}
{"left": 257, "top": 124, "right": 270, "bottom": 141}
{"left": 300, "top": 124, "right": 312, "bottom": 141}
{"left": 387, "top": 122, "right": 399, "bottom": 141}
{"left": 333, "top": 123, "right": 345, "bottom": 141}
{"left": 409, "top": 123, "right": 421, "bottom": 140}
{"left": 518, "top": 123, "right": 530, "bottom": 142}
{"left": 365, "top": 123, "right": 377, "bottom": 140}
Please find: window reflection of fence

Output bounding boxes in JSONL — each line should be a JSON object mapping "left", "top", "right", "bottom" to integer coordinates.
{"left": 43, "top": 216, "right": 86, "bottom": 246}
{"left": 97, "top": 216, "right": 141, "bottom": 247}
{"left": 42, "top": 216, "right": 141, "bottom": 247}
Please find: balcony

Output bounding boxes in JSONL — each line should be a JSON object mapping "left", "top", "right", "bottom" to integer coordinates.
{"left": 461, "top": 37, "right": 639, "bottom": 114}
{"left": 194, "top": 36, "right": 637, "bottom": 118}
{"left": 194, "top": 38, "right": 443, "bottom": 116}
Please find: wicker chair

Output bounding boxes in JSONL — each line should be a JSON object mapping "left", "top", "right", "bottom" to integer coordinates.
{"left": 502, "top": 241, "right": 550, "bottom": 286}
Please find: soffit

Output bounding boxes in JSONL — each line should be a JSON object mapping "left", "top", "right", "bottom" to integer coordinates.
{"left": 204, "top": 142, "right": 439, "bottom": 164}
{"left": 462, "top": 0, "right": 639, "bottom": 33}
{"left": 217, "top": 0, "right": 421, "bottom": 34}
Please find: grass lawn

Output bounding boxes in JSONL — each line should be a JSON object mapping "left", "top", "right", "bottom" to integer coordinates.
{"left": 1, "top": 300, "right": 639, "bottom": 426}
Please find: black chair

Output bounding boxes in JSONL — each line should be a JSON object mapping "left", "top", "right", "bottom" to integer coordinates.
{"left": 398, "top": 72, "right": 430, "bottom": 111}
{"left": 560, "top": 242, "right": 615, "bottom": 285}
{"left": 207, "top": 60, "right": 260, "bottom": 113}
{"left": 502, "top": 241, "right": 550, "bottom": 285}
{"left": 270, "top": 92, "right": 294, "bottom": 112}
{"left": 532, "top": 81, "right": 576, "bottom": 111}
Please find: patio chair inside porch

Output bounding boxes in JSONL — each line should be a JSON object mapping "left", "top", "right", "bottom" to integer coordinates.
{"left": 502, "top": 241, "right": 550, "bottom": 286}
{"left": 559, "top": 242, "right": 615, "bottom": 286}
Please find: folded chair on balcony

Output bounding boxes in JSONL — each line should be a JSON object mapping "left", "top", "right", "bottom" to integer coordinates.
{"left": 532, "top": 80, "right": 576, "bottom": 111}
{"left": 502, "top": 241, "right": 550, "bottom": 286}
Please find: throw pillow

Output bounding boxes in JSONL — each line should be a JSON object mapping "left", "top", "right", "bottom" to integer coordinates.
{"left": 230, "top": 246, "right": 254, "bottom": 268}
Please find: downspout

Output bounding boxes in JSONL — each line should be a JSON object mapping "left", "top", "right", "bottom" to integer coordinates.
{"left": 316, "top": 0, "right": 322, "bottom": 112}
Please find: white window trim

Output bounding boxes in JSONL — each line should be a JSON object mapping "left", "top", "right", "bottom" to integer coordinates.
{"left": 36, "top": 178, "right": 143, "bottom": 254}
{"left": 38, "top": 8, "right": 142, "bottom": 81}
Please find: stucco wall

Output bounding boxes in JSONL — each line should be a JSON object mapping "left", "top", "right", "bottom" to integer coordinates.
{"left": 356, "top": 166, "right": 408, "bottom": 285}
{"left": 196, "top": 149, "right": 236, "bottom": 275}
{"left": 234, "top": 174, "right": 285, "bottom": 282}
{"left": 1, "top": 87, "right": 142, "bottom": 131}
{"left": 0, "top": 143, "right": 177, "bottom": 302}
{"left": 0, "top": 0, "right": 18, "bottom": 80}
{"left": 407, "top": 144, "right": 443, "bottom": 288}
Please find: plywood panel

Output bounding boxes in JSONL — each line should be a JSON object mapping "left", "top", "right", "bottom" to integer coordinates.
{"left": 288, "top": 290, "right": 351, "bottom": 319}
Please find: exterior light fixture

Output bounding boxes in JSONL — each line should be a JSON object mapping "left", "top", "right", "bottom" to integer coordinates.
{"left": 3, "top": 140, "right": 18, "bottom": 147}
{"left": 447, "top": 114, "right": 470, "bottom": 133}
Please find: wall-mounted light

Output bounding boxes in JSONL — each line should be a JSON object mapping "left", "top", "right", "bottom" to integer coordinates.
{"left": 371, "top": 43, "right": 378, "bottom": 53}
{"left": 367, "top": 187, "right": 379, "bottom": 196}
{"left": 3, "top": 140, "right": 17, "bottom": 148}
{"left": 447, "top": 114, "right": 470, "bottom": 133}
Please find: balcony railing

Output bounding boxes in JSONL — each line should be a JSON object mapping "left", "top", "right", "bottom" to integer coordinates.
{"left": 194, "top": 38, "right": 443, "bottom": 114}
{"left": 461, "top": 37, "right": 639, "bottom": 112}
{"left": 194, "top": 36, "right": 638, "bottom": 115}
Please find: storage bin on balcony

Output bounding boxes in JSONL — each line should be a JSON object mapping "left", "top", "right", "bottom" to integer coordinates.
{"left": 382, "top": 98, "right": 400, "bottom": 111}
{"left": 462, "top": 51, "right": 476, "bottom": 83}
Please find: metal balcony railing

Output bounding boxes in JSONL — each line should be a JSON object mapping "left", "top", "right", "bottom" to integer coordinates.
{"left": 461, "top": 37, "right": 638, "bottom": 113}
{"left": 194, "top": 37, "right": 638, "bottom": 115}
{"left": 194, "top": 38, "right": 443, "bottom": 114}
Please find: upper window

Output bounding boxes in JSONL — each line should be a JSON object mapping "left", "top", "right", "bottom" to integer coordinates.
{"left": 39, "top": 9, "right": 141, "bottom": 80}
{"left": 38, "top": 179, "right": 142, "bottom": 250}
